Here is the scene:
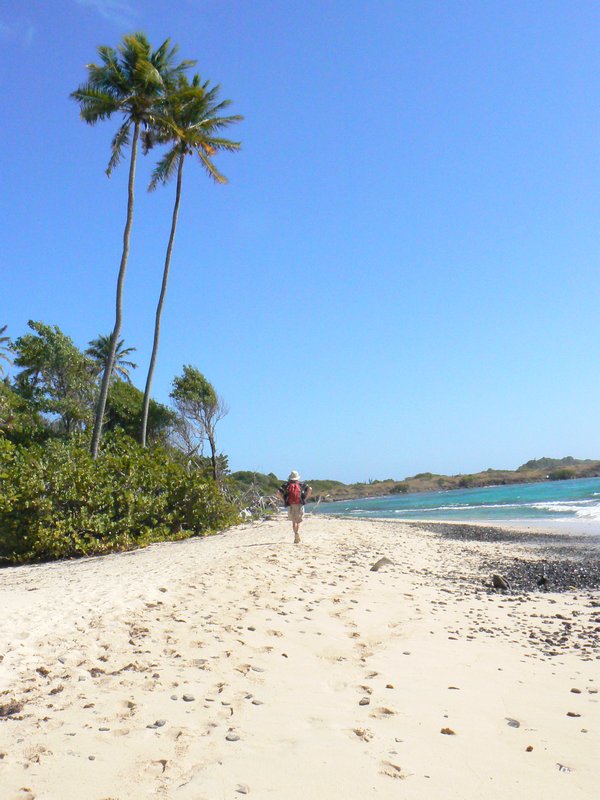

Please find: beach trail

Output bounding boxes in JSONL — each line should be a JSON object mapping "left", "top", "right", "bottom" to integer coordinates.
{"left": 0, "top": 516, "right": 598, "bottom": 799}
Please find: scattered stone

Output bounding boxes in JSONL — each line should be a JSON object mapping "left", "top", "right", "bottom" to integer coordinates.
{"left": 570, "top": 688, "right": 582, "bottom": 694}
{"left": 359, "top": 697, "right": 370, "bottom": 706}
{"left": 98, "top": 727, "right": 110, "bottom": 732}
{"left": 526, "top": 745, "right": 533, "bottom": 752}
{"left": 170, "top": 695, "right": 178, "bottom": 701}
{"left": 251, "top": 666, "right": 265, "bottom": 673}
{"left": 251, "top": 699, "right": 263, "bottom": 706}
{"left": 506, "top": 718, "right": 520, "bottom": 728}
{"left": 159, "top": 587, "right": 168, "bottom": 593}
{"left": 226, "top": 732, "right": 240, "bottom": 742}
{"left": 182, "top": 694, "right": 195, "bottom": 702}
{"left": 88, "top": 755, "right": 95, "bottom": 761}
{"left": 154, "top": 719, "right": 167, "bottom": 727}
{"left": 236, "top": 784, "right": 250, "bottom": 794}
{"left": 370, "top": 557, "right": 393, "bottom": 572}
{"left": 36, "top": 667, "right": 50, "bottom": 677}
{"left": 440, "top": 727, "right": 456, "bottom": 735}
{"left": 385, "top": 684, "right": 394, "bottom": 689}
{"left": 567, "top": 712, "right": 581, "bottom": 718}
{"left": 0, "top": 700, "right": 23, "bottom": 718}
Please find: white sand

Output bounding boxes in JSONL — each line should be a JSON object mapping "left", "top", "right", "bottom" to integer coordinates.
{"left": 0, "top": 515, "right": 598, "bottom": 799}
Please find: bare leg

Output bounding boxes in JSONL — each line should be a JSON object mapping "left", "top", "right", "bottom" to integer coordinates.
{"left": 293, "top": 522, "right": 301, "bottom": 543}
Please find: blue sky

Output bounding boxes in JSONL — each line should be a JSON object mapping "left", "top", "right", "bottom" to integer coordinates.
{"left": 1, "top": 0, "right": 598, "bottom": 482}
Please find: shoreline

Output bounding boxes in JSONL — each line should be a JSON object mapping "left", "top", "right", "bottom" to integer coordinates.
{"left": 1, "top": 516, "right": 599, "bottom": 798}
{"left": 313, "top": 510, "right": 600, "bottom": 538}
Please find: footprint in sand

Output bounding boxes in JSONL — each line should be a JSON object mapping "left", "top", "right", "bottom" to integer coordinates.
{"left": 380, "top": 761, "right": 405, "bottom": 779}
{"left": 370, "top": 707, "right": 396, "bottom": 719}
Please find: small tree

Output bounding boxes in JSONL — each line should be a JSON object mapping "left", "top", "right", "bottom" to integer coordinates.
{"left": 170, "top": 365, "right": 228, "bottom": 482}
{"left": 86, "top": 334, "right": 137, "bottom": 383}
{"left": 12, "top": 321, "right": 96, "bottom": 435}
{"left": 0, "top": 380, "right": 45, "bottom": 445}
{"left": 105, "top": 379, "right": 175, "bottom": 443}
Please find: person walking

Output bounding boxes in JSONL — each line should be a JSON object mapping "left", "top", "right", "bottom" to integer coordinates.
{"left": 278, "top": 470, "right": 312, "bottom": 544}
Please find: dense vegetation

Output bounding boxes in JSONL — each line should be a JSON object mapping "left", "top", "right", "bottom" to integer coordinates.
{"left": 0, "top": 321, "right": 239, "bottom": 564}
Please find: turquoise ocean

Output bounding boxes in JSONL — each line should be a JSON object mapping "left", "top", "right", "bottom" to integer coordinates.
{"left": 311, "top": 477, "right": 600, "bottom": 533}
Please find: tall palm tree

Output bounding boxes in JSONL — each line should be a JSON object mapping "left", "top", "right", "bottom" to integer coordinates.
{"left": 86, "top": 334, "right": 137, "bottom": 383}
{"left": 0, "top": 325, "right": 11, "bottom": 376}
{"left": 71, "top": 33, "right": 194, "bottom": 458}
{"left": 139, "top": 74, "right": 242, "bottom": 447}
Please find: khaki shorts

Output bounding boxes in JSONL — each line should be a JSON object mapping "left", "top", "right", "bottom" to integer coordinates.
{"left": 287, "top": 504, "right": 304, "bottom": 523}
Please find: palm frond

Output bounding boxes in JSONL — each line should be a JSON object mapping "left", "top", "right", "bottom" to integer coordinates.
{"left": 148, "top": 147, "right": 182, "bottom": 191}
{"left": 147, "top": 72, "right": 241, "bottom": 189}
{"left": 199, "top": 135, "right": 242, "bottom": 153}
{"left": 107, "top": 122, "right": 131, "bottom": 176}
{"left": 134, "top": 58, "right": 164, "bottom": 89}
{"left": 70, "top": 85, "right": 120, "bottom": 123}
{"left": 0, "top": 324, "right": 11, "bottom": 375}
{"left": 197, "top": 149, "right": 227, "bottom": 184}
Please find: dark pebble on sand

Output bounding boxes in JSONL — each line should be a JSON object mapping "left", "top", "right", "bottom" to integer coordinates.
{"left": 0, "top": 700, "right": 23, "bottom": 717}
{"left": 407, "top": 522, "right": 600, "bottom": 593}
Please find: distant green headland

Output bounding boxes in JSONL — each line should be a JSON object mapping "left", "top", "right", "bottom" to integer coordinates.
{"left": 231, "top": 457, "right": 600, "bottom": 503}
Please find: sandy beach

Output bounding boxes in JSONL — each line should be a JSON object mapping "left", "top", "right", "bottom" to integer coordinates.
{"left": 1, "top": 514, "right": 599, "bottom": 799}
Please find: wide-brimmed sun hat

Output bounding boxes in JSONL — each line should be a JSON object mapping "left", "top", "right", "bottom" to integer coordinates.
{"left": 288, "top": 470, "right": 301, "bottom": 481}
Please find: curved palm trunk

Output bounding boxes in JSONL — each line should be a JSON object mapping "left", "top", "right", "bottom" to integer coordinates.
{"left": 140, "top": 152, "right": 185, "bottom": 446}
{"left": 91, "top": 122, "right": 140, "bottom": 459}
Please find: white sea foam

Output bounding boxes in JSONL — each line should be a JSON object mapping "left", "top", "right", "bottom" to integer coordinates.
{"left": 384, "top": 499, "right": 600, "bottom": 520}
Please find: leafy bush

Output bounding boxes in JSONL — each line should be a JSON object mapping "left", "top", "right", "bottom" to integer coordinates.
{"left": 230, "top": 470, "right": 282, "bottom": 496}
{"left": 0, "top": 381, "right": 47, "bottom": 445}
{"left": 0, "top": 432, "right": 239, "bottom": 564}
{"left": 548, "top": 468, "right": 577, "bottom": 481}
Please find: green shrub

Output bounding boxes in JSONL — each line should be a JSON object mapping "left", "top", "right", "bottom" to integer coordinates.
{"left": 0, "top": 432, "right": 239, "bottom": 564}
{"left": 548, "top": 468, "right": 576, "bottom": 481}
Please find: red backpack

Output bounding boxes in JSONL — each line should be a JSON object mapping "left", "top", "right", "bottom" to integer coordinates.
{"left": 286, "top": 482, "right": 301, "bottom": 505}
